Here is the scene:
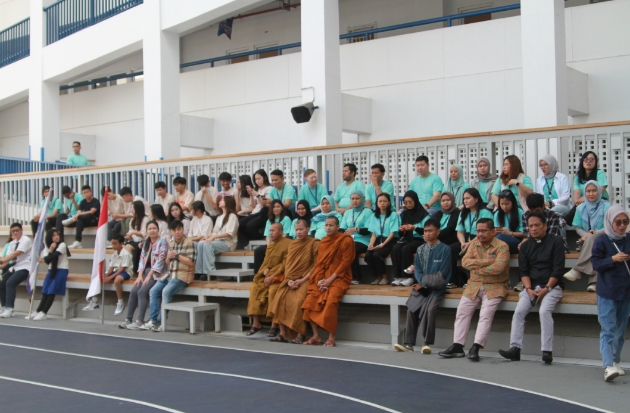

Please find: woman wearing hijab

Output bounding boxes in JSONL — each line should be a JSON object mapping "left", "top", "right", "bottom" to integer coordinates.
{"left": 591, "top": 206, "right": 630, "bottom": 381}
{"left": 573, "top": 180, "right": 611, "bottom": 240}
{"left": 445, "top": 164, "right": 470, "bottom": 209}
{"left": 391, "top": 191, "right": 429, "bottom": 286}
{"left": 340, "top": 190, "right": 374, "bottom": 285}
{"left": 470, "top": 157, "right": 497, "bottom": 210}
{"left": 310, "top": 195, "right": 343, "bottom": 240}
{"left": 535, "top": 155, "right": 571, "bottom": 217}
{"left": 434, "top": 192, "right": 461, "bottom": 246}
{"left": 289, "top": 200, "right": 314, "bottom": 238}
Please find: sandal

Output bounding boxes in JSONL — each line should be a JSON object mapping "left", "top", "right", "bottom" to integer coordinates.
{"left": 246, "top": 326, "right": 262, "bottom": 336}
{"left": 291, "top": 336, "right": 305, "bottom": 345}
{"left": 323, "top": 338, "right": 336, "bottom": 347}
{"left": 270, "top": 335, "right": 288, "bottom": 343}
{"left": 267, "top": 327, "right": 279, "bottom": 337}
{"left": 303, "top": 337, "right": 322, "bottom": 345}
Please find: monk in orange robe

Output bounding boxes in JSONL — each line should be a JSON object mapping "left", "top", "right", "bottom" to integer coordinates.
{"left": 269, "top": 219, "right": 319, "bottom": 343}
{"left": 302, "top": 216, "right": 355, "bottom": 347}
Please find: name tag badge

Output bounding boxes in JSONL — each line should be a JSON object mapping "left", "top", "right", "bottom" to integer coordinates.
{"left": 434, "top": 260, "right": 442, "bottom": 262}
{"left": 351, "top": 233, "right": 356, "bottom": 239}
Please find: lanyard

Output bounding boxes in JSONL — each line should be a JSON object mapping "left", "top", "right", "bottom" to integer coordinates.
{"left": 468, "top": 211, "right": 480, "bottom": 241}
{"left": 609, "top": 237, "right": 630, "bottom": 276}
{"left": 587, "top": 202, "right": 601, "bottom": 231}
{"left": 276, "top": 185, "right": 285, "bottom": 201}
{"left": 380, "top": 215, "right": 387, "bottom": 236}
{"left": 544, "top": 176, "right": 555, "bottom": 201}
{"left": 352, "top": 208, "right": 364, "bottom": 227}
{"left": 307, "top": 185, "right": 318, "bottom": 206}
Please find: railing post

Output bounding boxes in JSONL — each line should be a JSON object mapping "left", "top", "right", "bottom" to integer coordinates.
{"left": 90, "top": 0, "right": 96, "bottom": 26}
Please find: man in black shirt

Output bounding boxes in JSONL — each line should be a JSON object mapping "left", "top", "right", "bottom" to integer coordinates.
{"left": 499, "top": 211, "right": 564, "bottom": 365}
{"left": 67, "top": 185, "right": 100, "bottom": 249}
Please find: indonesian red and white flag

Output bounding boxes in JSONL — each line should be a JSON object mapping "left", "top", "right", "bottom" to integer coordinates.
{"left": 87, "top": 187, "right": 109, "bottom": 299}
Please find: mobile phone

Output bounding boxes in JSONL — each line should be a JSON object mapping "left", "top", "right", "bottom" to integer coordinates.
{"left": 459, "top": 248, "right": 467, "bottom": 257}
{"left": 530, "top": 295, "right": 538, "bottom": 307}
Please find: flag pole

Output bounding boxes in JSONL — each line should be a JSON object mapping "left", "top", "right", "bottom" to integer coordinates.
{"left": 28, "top": 287, "right": 35, "bottom": 321}
{"left": 101, "top": 265, "right": 105, "bottom": 324}
{"left": 27, "top": 189, "right": 52, "bottom": 320}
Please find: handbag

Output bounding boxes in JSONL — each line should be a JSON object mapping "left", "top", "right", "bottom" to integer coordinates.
{"left": 420, "top": 271, "right": 445, "bottom": 291}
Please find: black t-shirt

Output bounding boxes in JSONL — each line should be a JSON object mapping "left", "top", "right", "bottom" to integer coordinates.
{"left": 79, "top": 198, "right": 100, "bottom": 218}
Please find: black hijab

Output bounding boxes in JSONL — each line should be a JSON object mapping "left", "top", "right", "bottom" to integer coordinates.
{"left": 400, "top": 191, "right": 429, "bottom": 224}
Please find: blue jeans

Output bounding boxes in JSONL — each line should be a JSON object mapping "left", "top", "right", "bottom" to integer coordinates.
{"left": 149, "top": 278, "right": 188, "bottom": 323}
{"left": 597, "top": 296, "right": 630, "bottom": 368}
{"left": 195, "top": 240, "right": 231, "bottom": 274}
{"left": 496, "top": 233, "right": 520, "bottom": 254}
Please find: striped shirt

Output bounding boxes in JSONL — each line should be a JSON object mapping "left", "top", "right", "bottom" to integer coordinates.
{"left": 168, "top": 237, "right": 197, "bottom": 283}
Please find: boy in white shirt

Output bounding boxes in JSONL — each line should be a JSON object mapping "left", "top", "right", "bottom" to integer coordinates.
{"left": 0, "top": 223, "right": 33, "bottom": 318}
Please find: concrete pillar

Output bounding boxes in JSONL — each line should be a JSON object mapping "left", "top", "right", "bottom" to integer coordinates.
{"left": 29, "top": 0, "right": 60, "bottom": 162}
{"left": 300, "top": 0, "right": 342, "bottom": 146}
{"left": 521, "top": 0, "right": 568, "bottom": 128}
{"left": 143, "top": 0, "right": 181, "bottom": 161}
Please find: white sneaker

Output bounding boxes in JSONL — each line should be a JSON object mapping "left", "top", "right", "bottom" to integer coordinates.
{"left": 62, "top": 217, "right": 74, "bottom": 226}
{"left": 118, "top": 319, "right": 132, "bottom": 329}
{"left": 139, "top": 320, "right": 157, "bottom": 330}
{"left": 68, "top": 241, "right": 83, "bottom": 249}
{"left": 0, "top": 308, "right": 13, "bottom": 318}
{"left": 587, "top": 283, "right": 597, "bottom": 292}
{"left": 25, "top": 311, "right": 38, "bottom": 320}
{"left": 421, "top": 345, "right": 432, "bottom": 354}
{"left": 605, "top": 366, "right": 619, "bottom": 381}
{"left": 563, "top": 269, "right": 581, "bottom": 282}
{"left": 125, "top": 320, "right": 144, "bottom": 330}
{"left": 614, "top": 363, "right": 625, "bottom": 376}
{"left": 33, "top": 312, "right": 47, "bottom": 321}
{"left": 391, "top": 278, "right": 402, "bottom": 286}
{"left": 114, "top": 301, "right": 125, "bottom": 315}
{"left": 350, "top": 280, "right": 359, "bottom": 285}
{"left": 82, "top": 300, "right": 99, "bottom": 311}
{"left": 400, "top": 278, "right": 415, "bottom": 287}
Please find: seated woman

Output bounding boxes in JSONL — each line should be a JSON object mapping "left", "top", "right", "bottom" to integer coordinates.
{"left": 196, "top": 196, "right": 240, "bottom": 275}
{"left": 289, "top": 200, "right": 313, "bottom": 238}
{"left": 310, "top": 195, "right": 343, "bottom": 240}
{"left": 167, "top": 202, "right": 190, "bottom": 237}
{"left": 236, "top": 175, "right": 257, "bottom": 219}
{"left": 28, "top": 229, "right": 70, "bottom": 321}
{"left": 434, "top": 192, "right": 461, "bottom": 246}
{"left": 391, "top": 191, "right": 429, "bottom": 287}
{"left": 493, "top": 190, "right": 524, "bottom": 254}
{"left": 365, "top": 193, "right": 401, "bottom": 285}
{"left": 238, "top": 169, "right": 272, "bottom": 247}
{"left": 123, "top": 200, "right": 149, "bottom": 275}
{"left": 444, "top": 164, "right": 470, "bottom": 209}
{"left": 449, "top": 188, "right": 493, "bottom": 288}
{"left": 566, "top": 151, "right": 610, "bottom": 227}
{"left": 340, "top": 190, "right": 373, "bottom": 285}
{"left": 591, "top": 206, "right": 630, "bottom": 381}
{"left": 150, "top": 204, "right": 170, "bottom": 239}
{"left": 491, "top": 155, "right": 534, "bottom": 212}
{"left": 253, "top": 199, "right": 293, "bottom": 273}
{"left": 536, "top": 155, "right": 571, "bottom": 216}
{"left": 120, "top": 221, "right": 169, "bottom": 330}
{"left": 470, "top": 157, "right": 497, "bottom": 210}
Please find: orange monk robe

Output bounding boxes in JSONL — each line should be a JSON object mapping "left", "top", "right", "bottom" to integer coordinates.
{"left": 269, "top": 237, "right": 320, "bottom": 338}
{"left": 247, "top": 237, "right": 292, "bottom": 317}
{"left": 301, "top": 232, "right": 355, "bottom": 334}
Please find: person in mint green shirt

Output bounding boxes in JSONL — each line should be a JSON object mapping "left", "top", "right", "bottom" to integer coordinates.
{"left": 268, "top": 169, "right": 297, "bottom": 211}
{"left": 408, "top": 155, "right": 443, "bottom": 217}
{"left": 572, "top": 151, "right": 609, "bottom": 204}
{"left": 30, "top": 185, "right": 62, "bottom": 236}
{"left": 253, "top": 199, "right": 293, "bottom": 274}
{"left": 444, "top": 164, "right": 470, "bottom": 208}
{"left": 340, "top": 190, "right": 374, "bottom": 284}
{"left": 297, "top": 169, "right": 328, "bottom": 211}
{"left": 289, "top": 200, "right": 313, "bottom": 238}
{"left": 66, "top": 141, "right": 89, "bottom": 166}
{"left": 365, "top": 163, "right": 396, "bottom": 212}
{"left": 493, "top": 190, "right": 524, "bottom": 254}
{"left": 365, "top": 193, "right": 401, "bottom": 285}
{"left": 333, "top": 163, "right": 366, "bottom": 216}
{"left": 310, "top": 196, "right": 343, "bottom": 240}
{"left": 490, "top": 155, "right": 534, "bottom": 212}
{"left": 55, "top": 185, "right": 85, "bottom": 242}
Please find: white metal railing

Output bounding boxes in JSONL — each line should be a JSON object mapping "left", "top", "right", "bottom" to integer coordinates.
{"left": 1, "top": 122, "right": 629, "bottom": 226}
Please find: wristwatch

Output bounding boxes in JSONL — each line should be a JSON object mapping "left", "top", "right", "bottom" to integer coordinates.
{"left": 545, "top": 285, "right": 552, "bottom": 292}
{"left": 515, "top": 182, "right": 520, "bottom": 186}
{"left": 174, "top": 253, "right": 180, "bottom": 261}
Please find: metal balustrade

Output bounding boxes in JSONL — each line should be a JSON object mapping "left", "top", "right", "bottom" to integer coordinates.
{"left": 0, "top": 156, "right": 78, "bottom": 175}
{"left": 0, "top": 18, "right": 29, "bottom": 69}
{"left": 44, "top": 0, "right": 143, "bottom": 45}
{"left": 1, "top": 122, "right": 630, "bottom": 227}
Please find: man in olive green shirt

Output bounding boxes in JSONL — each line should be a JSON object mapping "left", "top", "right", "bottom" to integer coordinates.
{"left": 66, "top": 141, "right": 89, "bottom": 166}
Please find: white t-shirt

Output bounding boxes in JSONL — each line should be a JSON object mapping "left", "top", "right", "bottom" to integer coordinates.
{"left": 109, "top": 248, "right": 133, "bottom": 272}
{"left": 212, "top": 213, "right": 239, "bottom": 251}
{"left": 8, "top": 235, "right": 33, "bottom": 272}
{"left": 194, "top": 187, "right": 219, "bottom": 216}
{"left": 190, "top": 215, "right": 214, "bottom": 238}
{"left": 42, "top": 242, "right": 69, "bottom": 270}
{"left": 252, "top": 186, "right": 272, "bottom": 214}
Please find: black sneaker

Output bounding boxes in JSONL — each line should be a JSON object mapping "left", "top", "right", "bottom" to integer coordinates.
{"left": 467, "top": 344, "right": 480, "bottom": 362}
{"left": 542, "top": 351, "right": 553, "bottom": 364}
{"left": 438, "top": 344, "right": 465, "bottom": 358}
{"left": 498, "top": 346, "right": 521, "bottom": 361}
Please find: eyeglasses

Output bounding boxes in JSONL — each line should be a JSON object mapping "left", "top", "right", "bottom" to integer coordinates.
{"left": 476, "top": 229, "right": 491, "bottom": 234}
{"left": 538, "top": 163, "right": 548, "bottom": 168}
{"left": 613, "top": 220, "right": 630, "bottom": 226}
{"left": 583, "top": 157, "right": 596, "bottom": 162}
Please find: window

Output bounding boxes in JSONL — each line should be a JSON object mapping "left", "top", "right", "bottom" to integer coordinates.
{"left": 255, "top": 42, "right": 279, "bottom": 60}
{"left": 226, "top": 47, "right": 250, "bottom": 65}
{"left": 459, "top": 3, "right": 493, "bottom": 25}
{"left": 347, "top": 23, "right": 376, "bottom": 43}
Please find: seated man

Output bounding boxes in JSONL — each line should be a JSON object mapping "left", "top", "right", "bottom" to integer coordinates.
{"left": 0, "top": 223, "right": 33, "bottom": 318}
{"left": 144, "top": 220, "right": 197, "bottom": 331}
{"left": 105, "top": 186, "right": 125, "bottom": 242}
{"left": 173, "top": 177, "right": 195, "bottom": 214}
{"left": 246, "top": 223, "right": 292, "bottom": 338}
{"left": 56, "top": 186, "right": 84, "bottom": 242}
{"left": 102, "top": 234, "right": 133, "bottom": 315}
{"left": 499, "top": 211, "right": 565, "bottom": 365}
{"left": 438, "top": 218, "right": 509, "bottom": 361}
{"left": 67, "top": 185, "right": 100, "bottom": 250}
{"left": 195, "top": 174, "right": 220, "bottom": 218}
{"left": 30, "top": 185, "right": 62, "bottom": 236}
{"left": 154, "top": 181, "right": 176, "bottom": 213}
{"left": 117, "top": 187, "right": 150, "bottom": 237}
{"left": 395, "top": 219, "right": 451, "bottom": 354}
{"left": 302, "top": 216, "right": 355, "bottom": 347}
{"left": 269, "top": 219, "right": 320, "bottom": 344}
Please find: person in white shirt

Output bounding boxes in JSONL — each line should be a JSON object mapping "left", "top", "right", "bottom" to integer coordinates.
{"left": 173, "top": 177, "right": 195, "bottom": 213}
{"left": 196, "top": 197, "right": 239, "bottom": 275}
{"left": 238, "top": 169, "right": 272, "bottom": 247}
{"left": 167, "top": 202, "right": 190, "bottom": 236}
{"left": 104, "top": 234, "right": 133, "bottom": 315}
{"left": 236, "top": 175, "right": 257, "bottom": 217}
{"left": 194, "top": 174, "right": 220, "bottom": 218}
{"left": 150, "top": 204, "right": 170, "bottom": 240}
{"left": 28, "top": 229, "right": 69, "bottom": 321}
{"left": 189, "top": 201, "right": 214, "bottom": 243}
{"left": 105, "top": 186, "right": 125, "bottom": 242}
{"left": 154, "top": 181, "right": 176, "bottom": 212}
{"left": 0, "top": 223, "right": 33, "bottom": 318}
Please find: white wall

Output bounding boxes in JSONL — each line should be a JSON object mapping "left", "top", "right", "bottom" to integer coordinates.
{"left": 0, "top": 0, "right": 28, "bottom": 31}
{"left": 0, "top": 101, "right": 28, "bottom": 157}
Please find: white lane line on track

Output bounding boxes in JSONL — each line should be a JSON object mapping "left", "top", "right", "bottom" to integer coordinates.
{"left": 0, "top": 323, "right": 609, "bottom": 413}
{"left": 0, "top": 342, "right": 400, "bottom": 413}
{"left": 0, "top": 374, "right": 184, "bottom": 412}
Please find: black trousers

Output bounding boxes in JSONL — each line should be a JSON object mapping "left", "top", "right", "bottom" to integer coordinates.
{"left": 238, "top": 207, "right": 269, "bottom": 243}
{"left": 36, "top": 294, "right": 56, "bottom": 314}
{"left": 75, "top": 214, "right": 98, "bottom": 242}
{"left": 448, "top": 242, "right": 467, "bottom": 287}
{"left": 30, "top": 217, "right": 56, "bottom": 237}
{"left": 391, "top": 239, "right": 424, "bottom": 279}
{"left": 351, "top": 242, "right": 369, "bottom": 283}
{"left": 404, "top": 295, "right": 443, "bottom": 346}
{"left": 0, "top": 269, "right": 29, "bottom": 308}
{"left": 364, "top": 241, "right": 396, "bottom": 280}
{"left": 108, "top": 220, "right": 122, "bottom": 241}
{"left": 56, "top": 213, "right": 75, "bottom": 242}
{"left": 253, "top": 244, "right": 268, "bottom": 274}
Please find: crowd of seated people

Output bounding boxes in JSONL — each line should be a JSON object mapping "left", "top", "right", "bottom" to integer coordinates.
{"left": 2, "top": 151, "right": 628, "bottom": 381}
